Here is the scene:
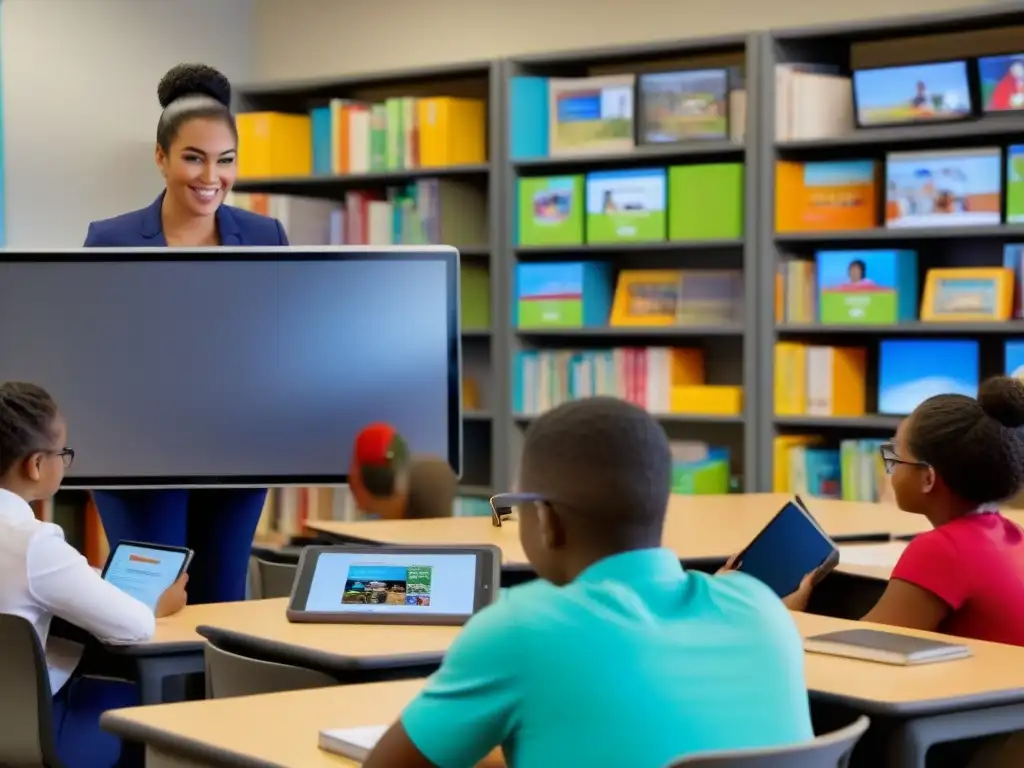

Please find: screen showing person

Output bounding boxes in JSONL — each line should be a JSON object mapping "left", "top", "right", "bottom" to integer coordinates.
{"left": 979, "top": 54, "right": 1024, "bottom": 112}
{"left": 102, "top": 543, "right": 189, "bottom": 610}
{"left": 304, "top": 553, "right": 477, "bottom": 615}
{"left": 853, "top": 60, "right": 972, "bottom": 127}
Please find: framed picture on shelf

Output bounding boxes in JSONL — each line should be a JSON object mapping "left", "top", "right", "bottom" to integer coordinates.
{"left": 636, "top": 68, "right": 730, "bottom": 144}
{"left": 548, "top": 75, "right": 636, "bottom": 157}
{"left": 920, "top": 267, "right": 1014, "bottom": 321}
{"left": 978, "top": 53, "right": 1024, "bottom": 113}
{"left": 884, "top": 148, "right": 1002, "bottom": 228}
{"left": 610, "top": 270, "right": 684, "bottom": 327}
{"left": 852, "top": 59, "right": 974, "bottom": 129}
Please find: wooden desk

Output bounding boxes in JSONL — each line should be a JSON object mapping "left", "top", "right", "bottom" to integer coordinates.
{"left": 103, "top": 679, "right": 421, "bottom": 767}
{"left": 195, "top": 598, "right": 459, "bottom": 678}
{"left": 309, "top": 494, "right": 923, "bottom": 566}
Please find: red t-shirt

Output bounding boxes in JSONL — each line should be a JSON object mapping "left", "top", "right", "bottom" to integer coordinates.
{"left": 892, "top": 512, "right": 1024, "bottom": 646}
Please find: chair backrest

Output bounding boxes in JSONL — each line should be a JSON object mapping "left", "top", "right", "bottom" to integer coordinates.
{"left": 0, "top": 614, "right": 63, "bottom": 768}
{"left": 204, "top": 641, "right": 336, "bottom": 699}
{"left": 666, "top": 716, "right": 870, "bottom": 768}
{"left": 255, "top": 559, "right": 298, "bottom": 599}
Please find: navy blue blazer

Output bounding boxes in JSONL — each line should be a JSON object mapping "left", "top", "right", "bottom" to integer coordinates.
{"left": 83, "top": 192, "right": 289, "bottom": 247}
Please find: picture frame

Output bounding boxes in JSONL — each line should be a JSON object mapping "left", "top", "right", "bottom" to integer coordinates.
{"left": 851, "top": 58, "right": 976, "bottom": 130}
{"left": 636, "top": 67, "right": 730, "bottom": 145}
{"left": 920, "top": 267, "right": 1015, "bottom": 321}
{"left": 610, "top": 270, "right": 684, "bottom": 327}
{"left": 978, "top": 53, "right": 1024, "bottom": 114}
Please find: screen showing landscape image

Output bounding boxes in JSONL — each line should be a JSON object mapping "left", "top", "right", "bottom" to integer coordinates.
{"left": 854, "top": 61, "right": 972, "bottom": 126}
{"left": 341, "top": 564, "right": 433, "bottom": 607}
{"left": 639, "top": 69, "right": 729, "bottom": 142}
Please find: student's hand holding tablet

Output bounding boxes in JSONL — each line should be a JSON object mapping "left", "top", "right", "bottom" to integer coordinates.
{"left": 154, "top": 573, "right": 189, "bottom": 617}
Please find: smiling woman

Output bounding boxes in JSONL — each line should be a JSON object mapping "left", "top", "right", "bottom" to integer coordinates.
{"left": 80, "top": 62, "right": 290, "bottom": 606}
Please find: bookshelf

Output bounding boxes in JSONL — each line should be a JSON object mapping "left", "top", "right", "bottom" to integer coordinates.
{"left": 231, "top": 62, "right": 507, "bottom": 531}
{"left": 758, "top": 3, "right": 1024, "bottom": 496}
{"left": 503, "top": 35, "right": 760, "bottom": 492}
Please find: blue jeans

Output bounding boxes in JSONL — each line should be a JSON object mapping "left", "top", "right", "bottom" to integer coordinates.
{"left": 52, "top": 677, "right": 138, "bottom": 768}
{"left": 92, "top": 489, "right": 267, "bottom": 604}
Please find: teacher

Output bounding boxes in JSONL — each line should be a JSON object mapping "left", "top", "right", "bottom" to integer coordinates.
{"left": 83, "top": 63, "right": 289, "bottom": 604}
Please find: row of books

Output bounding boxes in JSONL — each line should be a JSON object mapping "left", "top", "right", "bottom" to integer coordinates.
{"left": 776, "top": 146, "right": 1024, "bottom": 233}
{"left": 513, "top": 347, "right": 743, "bottom": 417}
{"left": 518, "top": 164, "right": 743, "bottom": 247}
{"left": 227, "top": 180, "right": 487, "bottom": 246}
{"left": 509, "top": 72, "right": 747, "bottom": 159}
{"left": 774, "top": 339, "right": 1024, "bottom": 418}
{"left": 236, "top": 98, "right": 486, "bottom": 179}
{"left": 774, "top": 435, "right": 889, "bottom": 503}
{"left": 515, "top": 264, "right": 744, "bottom": 329}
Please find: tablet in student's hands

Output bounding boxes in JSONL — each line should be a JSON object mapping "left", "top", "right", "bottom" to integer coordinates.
{"left": 735, "top": 501, "right": 839, "bottom": 597}
{"left": 101, "top": 541, "right": 193, "bottom": 611}
{"left": 287, "top": 545, "right": 501, "bottom": 625}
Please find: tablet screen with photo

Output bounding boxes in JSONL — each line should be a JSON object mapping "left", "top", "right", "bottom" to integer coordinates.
{"left": 303, "top": 552, "right": 479, "bottom": 616}
{"left": 853, "top": 60, "right": 972, "bottom": 127}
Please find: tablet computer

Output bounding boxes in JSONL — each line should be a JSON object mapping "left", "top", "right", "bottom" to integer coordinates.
{"left": 735, "top": 499, "right": 839, "bottom": 597}
{"left": 101, "top": 541, "right": 193, "bottom": 611}
{"left": 287, "top": 545, "right": 502, "bottom": 625}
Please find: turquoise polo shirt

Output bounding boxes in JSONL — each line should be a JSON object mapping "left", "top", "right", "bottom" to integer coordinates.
{"left": 401, "top": 547, "right": 813, "bottom": 768}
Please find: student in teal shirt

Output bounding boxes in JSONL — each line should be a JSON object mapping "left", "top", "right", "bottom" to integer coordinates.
{"left": 364, "top": 397, "right": 814, "bottom": 768}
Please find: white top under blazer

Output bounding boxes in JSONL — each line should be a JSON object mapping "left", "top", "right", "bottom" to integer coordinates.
{"left": 0, "top": 488, "right": 154, "bottom": 692}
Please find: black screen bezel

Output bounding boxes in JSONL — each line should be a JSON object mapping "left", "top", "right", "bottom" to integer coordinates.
{"left": 100, "top": 540, "right": 193, "bottom": 583}
{"left": 288, "top": 545, "right": 499, "bottom": 625}
{"left": 0, "top": 247, "right": 462, "bottom": 488}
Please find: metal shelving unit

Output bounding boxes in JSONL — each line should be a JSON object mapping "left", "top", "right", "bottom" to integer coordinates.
{"left": 503, "top": 34, "right": 760, "bottom": 491}
{"left": 756, "top": 2, "right": 1024, "bottom": 490}
{"left": 234, "top": 62, "right": 507, "bottom": 501}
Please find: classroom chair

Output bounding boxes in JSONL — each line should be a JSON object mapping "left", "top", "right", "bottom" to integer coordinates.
{"left": 0, "top": 614, "right": 65, "bottom": 767}
{"left": 665, "top": 715, "right": 869, "bottom": 767}
{"left": 204, "top": 640, "right": 336, "bottom": 699}
{"left": 246, "top": 557, "right": 298, "bottom": 599}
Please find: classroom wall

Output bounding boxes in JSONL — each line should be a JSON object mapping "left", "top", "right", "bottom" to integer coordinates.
{"left": 0, "top": 0, "right": 253, "bottom": 247}
{"left": 250, "top": 0, "right": 998, "bottom": 81}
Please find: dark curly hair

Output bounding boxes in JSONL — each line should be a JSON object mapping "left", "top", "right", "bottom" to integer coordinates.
{"left": 908, "top": 376, "right": 1024, "bottom": 505}
{"left": 520, "top": 397, "right": 672, "bottom": 535}
{"left": 156, "top": 63, "right": 236, "bottom": 151}
{"left": 0, "top": 382, "right": 60, "bottom": 478}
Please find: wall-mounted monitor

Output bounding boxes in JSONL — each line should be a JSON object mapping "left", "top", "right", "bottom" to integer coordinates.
{"left": 853, "top": 60, "right": 973, "bottom": 128}
{"left": 0, "top": 247, "right": 462, "bottom": 488}
{"left": 978, "top": 53, "right": 1024, "bottom": 113}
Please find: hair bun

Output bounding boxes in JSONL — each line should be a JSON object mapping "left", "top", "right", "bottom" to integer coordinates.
{"left": 978, "top": 376, "right": 1024, "bottom": 429}
{"left": 157, "top": 63, "right": 231, "bottom": 109}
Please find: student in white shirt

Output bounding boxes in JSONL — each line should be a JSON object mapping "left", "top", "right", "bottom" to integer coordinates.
{"left": 0, "top": 381, "right": 188, "bottom": 768}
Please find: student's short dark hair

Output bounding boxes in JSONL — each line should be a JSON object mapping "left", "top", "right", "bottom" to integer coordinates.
{"left": 849, "top": 259, "right": 866, "bottom": 275}
{"left": 519, "top": 397, "right": 672, "bottom": 526}
{"left": 0, "top": 382, "right": 60, "bottom": 477}
{"left": 908, "top": 376, "right": 1024, "bottom": 505}
{"left": 156, "top": 63, "right": 237, "bottom": 152}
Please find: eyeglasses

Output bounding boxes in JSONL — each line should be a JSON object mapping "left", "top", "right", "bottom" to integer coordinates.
{"left": 49, "top": 448, "right": 75, "bottom": 469}
{"left": 879, "top": 442, "right": 927, "bottom": 475}
{"left": 489, "top": 492, "right": 550, "bottom": 528}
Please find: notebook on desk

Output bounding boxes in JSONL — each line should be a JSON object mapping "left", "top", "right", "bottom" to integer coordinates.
{"left": 804, "top": 629, "right": 971, "bottom": 666}
{"left": 318, "top": 724, "right": 387, "bottom": 760}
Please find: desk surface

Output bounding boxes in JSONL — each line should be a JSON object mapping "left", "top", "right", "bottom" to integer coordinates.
{"left": 195, "top": 598, "right": 460, "bottom": 670}
{"left": 796, "top": 611, "right": 1024, "bottom": 715}
{"left": 104, "top": 611, "right": 1024, "bottom": 764}
{"left": 310, "top": 494, "right": 926, "bottom": 565}
{"left": 103, "top": 679, "right": 421, "bottom": 767}
{"left": 109, "top": 600, "right": 260, "bottom": 653}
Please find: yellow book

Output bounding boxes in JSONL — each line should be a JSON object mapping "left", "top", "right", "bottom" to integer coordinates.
{"left": 773, "top": 435, "right": 819, "bottom": 492}
{"left": 417, "top": 98, "right": 486, "bottom": 168}
{"left": 805, "top": 346, "right": 867, "bottom": 417}
{"left": 774, "top": 342, "right": 807, "bottom": 415}
{"left": 237, "top": 112, "right": 312, "bottom": 179}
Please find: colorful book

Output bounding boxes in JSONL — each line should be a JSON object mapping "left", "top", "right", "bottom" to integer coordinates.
{"left": 1008, "top": 146, "right": 1024, "bottom": 223}
{"left": 668, "top": 163, "right": 743, "bottom": 240}
{"left": 517, "top": 176, "right": 585, "bottom": 246}
{"left": 586, "top": 168, "right": 667, "bottom": 243}
{"left": 514, "top": 262, "right": 613, "bottom": 329}
{"left": 816, "top": 250, "right": 918, "bottom": 324}
{"left": 549, "top": 75, "right": 635, "bottom": 156}
{"left": 510, "top": 77, "right": 550, "bottom": 159}
{"left": 775, "top": 160, "right": 878, "bottom": 233}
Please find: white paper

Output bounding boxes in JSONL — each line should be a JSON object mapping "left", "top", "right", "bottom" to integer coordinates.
{"left": 839, "top": 543, "right": 906, "bottom": 568}
{"left": 321, "top": 724, "right": 387, "bottom": 750}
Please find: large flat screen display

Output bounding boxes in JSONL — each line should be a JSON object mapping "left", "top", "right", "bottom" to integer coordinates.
{"left": 0, "top": 247, "right": 461, "bottom": 488}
